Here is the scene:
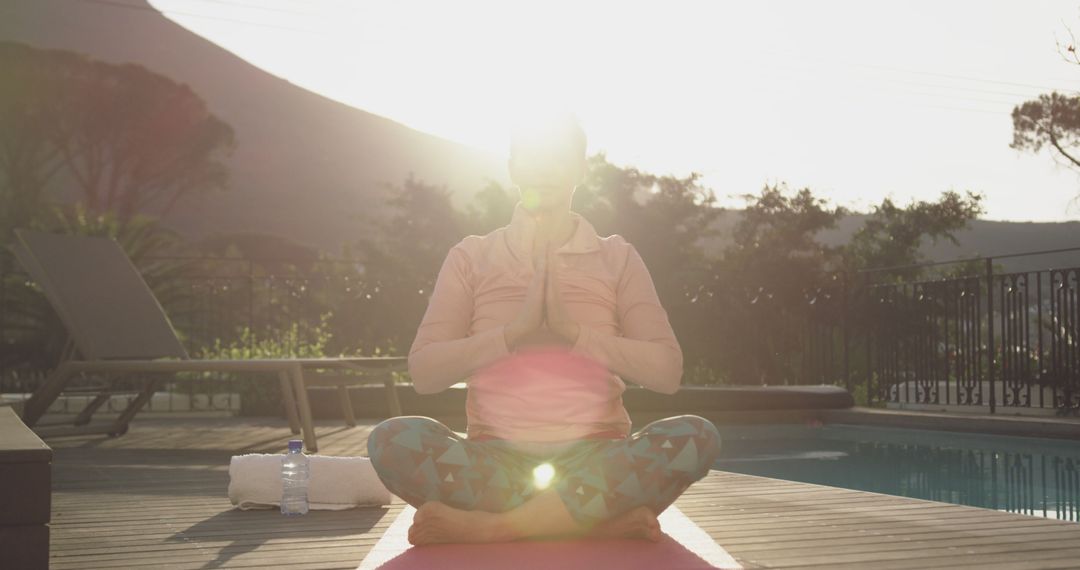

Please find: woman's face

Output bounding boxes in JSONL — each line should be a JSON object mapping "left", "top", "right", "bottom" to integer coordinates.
{"left": 509, "top": 144, "right": 585, "bottom": 212}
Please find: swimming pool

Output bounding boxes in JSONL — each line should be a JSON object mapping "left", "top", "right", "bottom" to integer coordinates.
{"left": 712, "top": 423, "right": 1080, "bottom": 522}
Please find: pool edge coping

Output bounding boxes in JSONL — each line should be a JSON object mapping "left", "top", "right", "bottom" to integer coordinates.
{"left": 818, "top": 407, "right": 1080, "bottom": 441}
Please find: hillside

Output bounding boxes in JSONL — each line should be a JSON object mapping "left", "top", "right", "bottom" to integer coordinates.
{"left": 705, "top": 210, "right": 1080, "bottom": 273}
{"left": 0, "top": 0, "right": 507, "bottom": 253}
{"left": 827, "top": 215, "right": 1080, "bottom": 273}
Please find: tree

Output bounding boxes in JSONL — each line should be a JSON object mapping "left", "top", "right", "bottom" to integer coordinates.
{"left": 844, "top": 190, "right": 984, "bottom": 280}
{"left": 340, "top": 175, "right": 467, "bottom": 354}
{"left": 706, "top": 185, "right": 847, "bottom": 384}
{"left": 0, "top": 42, "right": 66, "bottom": 239}
{"left": 0, "top": 41, "right": 235, "bottom": 233}
{"left": 573, "top": 154, "right": 721, "bottom": 308}
{"left": 358, "top": 175, "right": 465, "bottom": 281}
{"left": 463, "top": 180, "right": 517, "bottom": 236}
{"left": 1011, "top": 26, "right": 1080, "bottom": 205}
{"left": 1012, "top": 92, "right": 1080, "bottom": 176}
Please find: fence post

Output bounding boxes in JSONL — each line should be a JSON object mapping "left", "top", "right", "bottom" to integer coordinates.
{"left": 247, "top": 259, "right": 255, "bottom": 353}
{"left": 243, "top": 259, "right": 255, "bottom": 413}
{"left": 864, "top": 271, "right": 874, "bottom": 407}
{"left": 0, "top": 254, "right": 6, "bottom": 394}
{"left": 842, "top": 271, "right": 850, "bottom": 395}
{"left": 986, "top": 257, "right": 996, "bottom": 414}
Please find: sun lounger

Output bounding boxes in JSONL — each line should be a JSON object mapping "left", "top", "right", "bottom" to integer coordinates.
{"left": 10, "top": 229, "right": 405, "bottom": 451}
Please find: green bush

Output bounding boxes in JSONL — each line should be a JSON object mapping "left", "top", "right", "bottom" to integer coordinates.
{"left": 189, "top": 315, "right": 332, "bottom": 413}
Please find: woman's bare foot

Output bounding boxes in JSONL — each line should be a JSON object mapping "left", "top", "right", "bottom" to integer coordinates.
{"left": 586, "top": 506, "right": 662, "bottom": 541}
{"left": 408, "top": 502, "right": 511, "bottom": 545}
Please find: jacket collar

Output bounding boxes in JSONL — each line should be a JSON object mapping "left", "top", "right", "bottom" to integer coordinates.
{"left": 506, "top": 202, "right": 602, "bottom": 256}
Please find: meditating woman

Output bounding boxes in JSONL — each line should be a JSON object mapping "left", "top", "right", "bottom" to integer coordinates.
{"left": 367, "top": 113, "right": 722, "bottom": 545}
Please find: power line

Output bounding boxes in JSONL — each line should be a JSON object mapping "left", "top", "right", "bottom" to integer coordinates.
{"left": 855, "top": 60, "right": 1076, "bottom": 95}
{"left": 755, "top": 47, "right": 1077, "bottom": 97}
{"left": 724, "top": 51, "right": 1059, "bottom": 111}
{"left": 733, "top": 62, "right": 1029, "bottom": 111}
{"left": 866, "top": 77, "right": 1042, "bottom": 101}
{"left": 64, "top": 0, "right": 323, "bottom": 34}
{"left": 775, "top": 60, "right": 1048, "bottom": 100}
{"left": 831, "top": 77, "right": 1026, "bottom": 107}
{"left": 168, "top": 0, "right": 315, "bottom": 18}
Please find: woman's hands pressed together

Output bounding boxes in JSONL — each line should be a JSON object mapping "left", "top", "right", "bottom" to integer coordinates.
{"left": 543, "top": 250, "right": 581, "bottom": 345}
{"left": 504, "top": 252, "right": 546, "bottom": 349}
{"left": 503, "top": 249, "right": 580, "bottom": 350}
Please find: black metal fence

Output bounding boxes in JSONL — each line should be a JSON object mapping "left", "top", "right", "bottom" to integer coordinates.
{"left": 856, "top": 253, "right": 1080, "bottom": 414}
{"left": 674, "top": 247, "right": 1080, "bottom": 415}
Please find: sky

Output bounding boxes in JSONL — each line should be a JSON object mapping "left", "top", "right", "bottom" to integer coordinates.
{"left": 148, "top": 0, "right": 1080, "bottom": 222}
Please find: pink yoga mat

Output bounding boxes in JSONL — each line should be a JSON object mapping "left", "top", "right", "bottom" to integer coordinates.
{"left": 358, "top": 504, "right": 742, "bottom": 570}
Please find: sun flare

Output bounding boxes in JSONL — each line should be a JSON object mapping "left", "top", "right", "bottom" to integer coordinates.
{"left": 533, "top": 462, "right": 556, "bottom": 490}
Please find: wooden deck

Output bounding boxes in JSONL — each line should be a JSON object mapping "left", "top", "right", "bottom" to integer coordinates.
{"left": 43, "top": 414, "right": 1080, "bottom": 569}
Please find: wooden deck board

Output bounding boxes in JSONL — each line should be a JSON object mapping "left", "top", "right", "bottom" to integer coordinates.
{"left": 43, "top": 415, "right": 1080, "bottom": 569}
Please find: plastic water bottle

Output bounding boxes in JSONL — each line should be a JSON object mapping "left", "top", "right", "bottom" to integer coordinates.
{"left": 281, "top": 439, "right": 310, "bottom": 516}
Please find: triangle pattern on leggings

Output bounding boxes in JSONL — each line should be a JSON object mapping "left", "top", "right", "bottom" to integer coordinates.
{"left": 668, "top": 438, "right": 699, "bottom": 472}
{"left": 416, "top": 456, "right": 439, "bottom": 485}
{"left": 436, "top": 442, "right": 471, "bottom": 467}
{"left": 579, "top": 493, "right": 609, "bottom": 519}
{"left": 614, "top": 472, "right": 644, "bottom": 497}
{"left": 389, "top": 429, "right": 424, "bottom": 453}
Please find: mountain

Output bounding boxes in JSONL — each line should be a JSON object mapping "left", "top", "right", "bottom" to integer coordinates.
{"left": 705, "top": 209, "right": 1080, "bottom": 273}
{"left": 825, "top": 215, "right": 1080, "bottom": 273}
{"left": 0, "top": 0, "right": 508, "bottom": 253}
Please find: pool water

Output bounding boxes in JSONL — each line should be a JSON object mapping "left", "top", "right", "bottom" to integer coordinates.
{"left": 711, "top": 423, "right": 1080, "bottom": 522}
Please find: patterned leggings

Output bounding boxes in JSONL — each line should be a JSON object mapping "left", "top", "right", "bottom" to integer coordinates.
{"left": 366, "top": 415, "right": 722, "bottom": 529}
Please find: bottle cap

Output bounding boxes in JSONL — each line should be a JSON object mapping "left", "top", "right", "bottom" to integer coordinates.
{"left": 288, "top": 440, "right": 303, "bottom": 452}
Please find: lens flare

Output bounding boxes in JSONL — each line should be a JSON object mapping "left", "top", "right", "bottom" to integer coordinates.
{"left": 533, "top": 462, "right": 556, "bottom": 489}
{"left": 519, "top": 187, "right": 541, "bottom": 210}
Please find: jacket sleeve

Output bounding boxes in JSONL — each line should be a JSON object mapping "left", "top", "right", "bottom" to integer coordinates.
{"left": 407, "top": 244, "right": 510, "bottom": 394}
{"left": 571, "top": 245, "right": 684, "bottom": 394}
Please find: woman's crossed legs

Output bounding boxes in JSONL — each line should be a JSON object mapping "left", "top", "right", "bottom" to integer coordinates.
{"left": 366, "top": 415, "right": 722, "bottom": 544}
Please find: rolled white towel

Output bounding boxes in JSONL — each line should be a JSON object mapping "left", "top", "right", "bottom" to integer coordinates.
{"left": 228, "top": 454, "right": 392, "bottom": 510}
